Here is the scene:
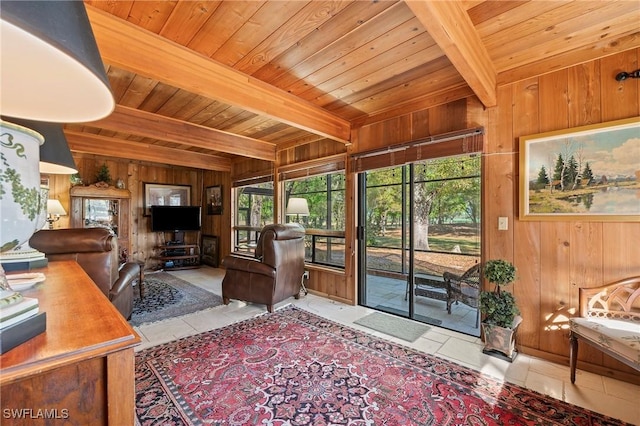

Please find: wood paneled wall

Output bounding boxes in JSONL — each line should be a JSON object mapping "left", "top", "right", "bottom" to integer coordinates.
{"left": 349, "top": 49, "right": 639, "bottom": 380}
{"left": 47, "top": 154, "right": 232, "bottom": 268}
{"left": 202, "top": 170, "right": 232, "bottom": 263}
{"left": 486, "top": 49, "right": 640, "bottom": 380}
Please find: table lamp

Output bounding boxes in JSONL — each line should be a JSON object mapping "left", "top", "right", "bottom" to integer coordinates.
{"left": 286, "top": 198, "right": 309, "bottom": 223}
{"left": 47, "top": 200, "right": 67, "bottom": 229}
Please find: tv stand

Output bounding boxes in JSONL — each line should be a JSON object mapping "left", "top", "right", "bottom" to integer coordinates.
{"left": 152, "top": 231, "right": 200, "bottom": 270}
{"left": 153, "top": 244, "right": 200, "bottom": 270}
{"left": 172, "top": 231, "right": 185, "bottom": 244}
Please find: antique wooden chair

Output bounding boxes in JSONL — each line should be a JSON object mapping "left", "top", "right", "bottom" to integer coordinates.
{"left": 569, "top": 276, "right": 640, "bottom": 383}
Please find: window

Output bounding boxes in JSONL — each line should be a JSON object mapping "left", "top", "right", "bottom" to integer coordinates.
{"left": 232, "top": 182, "right": 273, "bottom": 255}
{"left": 363, "top": 155, "right": 481, "bottom": 273}
{"left": 284, "top": 172, "right": 345, "bottom": 267}
{"left": 412, "top": 155, "right": 481, "bottom": 260}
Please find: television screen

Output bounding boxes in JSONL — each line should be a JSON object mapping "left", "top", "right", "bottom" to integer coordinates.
{"left": 150, "top": 206, "right": 201, "bottom": 232}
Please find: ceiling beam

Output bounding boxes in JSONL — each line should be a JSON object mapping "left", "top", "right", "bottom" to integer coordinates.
{"left": 353, "top": 85, "right": 475, "bottom": 128}
{"left": 86, "top": 5, "right": 351, "bottom": 145}
{"left": 66, "top": 131, "right": 231, "bottom": 172}
{"left": 405, "top": 0, "right": 497, "bottom": 107}
{"left": 84, "top": 105, "right": 275, "bottom": 162}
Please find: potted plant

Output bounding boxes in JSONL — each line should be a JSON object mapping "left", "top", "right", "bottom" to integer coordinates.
{"left": 479, "top": 259, "right": 522, "bottom": 361}
{"left": 95, "top": 163, "right": 112, "bottom": 187}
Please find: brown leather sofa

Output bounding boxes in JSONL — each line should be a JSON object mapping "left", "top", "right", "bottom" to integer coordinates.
{"left": 30, "top": 228, "right": 139, "bottom": 319}
{"left": 222, "top": 223, "right": 305, "bottom": 313}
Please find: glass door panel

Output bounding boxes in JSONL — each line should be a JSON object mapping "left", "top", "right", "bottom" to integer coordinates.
{"left": 359, "top": 155, "right": 482, "bottom": 336}
{"left": 411, "top": 156, "right": 481, "bottom": 336}
{"left": 359, "top": 165, "right": 409, "bottom": 317}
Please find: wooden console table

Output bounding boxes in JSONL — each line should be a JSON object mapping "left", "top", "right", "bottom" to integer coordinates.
{"left": 0, "top": 260, "right": 140, "bottom": 425}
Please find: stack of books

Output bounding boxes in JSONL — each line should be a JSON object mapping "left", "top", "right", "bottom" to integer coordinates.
{"left": 0, "top": 290, "right": 46, "bottom": 354}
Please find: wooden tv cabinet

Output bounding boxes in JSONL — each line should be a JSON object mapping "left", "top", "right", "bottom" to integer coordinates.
{"left": 153, "top": 243, "right": 201, "bottom": 270}
{"left": 0, "top": 260, "right": 140, "bottom": 425}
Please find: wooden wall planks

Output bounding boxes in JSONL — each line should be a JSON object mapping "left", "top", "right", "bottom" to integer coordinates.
{"left": 50, "top": 155, "right": 209, "bottom": 268}
{"left": 490, "top": 49, "right": 640, "bottom": 378}
{"left": 352, "top": 48, "right": 639, "bottom": 379}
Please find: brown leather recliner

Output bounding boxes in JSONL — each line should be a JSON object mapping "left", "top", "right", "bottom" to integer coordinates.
{"left": 29, "top": 228, "right": 139, "bottom": 319}
{"left": 222, "top": 223, "right": 305, "bottom": 313}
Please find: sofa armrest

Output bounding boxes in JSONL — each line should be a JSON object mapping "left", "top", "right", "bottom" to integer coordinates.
{"left": 222, "top": 256, "right": 275, "bottom": 278}
{"left": 111, "top": 262, "right": 140, "bottom": 298}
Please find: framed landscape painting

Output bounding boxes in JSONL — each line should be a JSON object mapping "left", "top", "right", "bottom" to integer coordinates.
{"left": 519, "top": 117, "right": 639, "bottom": 221}
{"left": 143, "top": 183, "right": 191, "bottom": 216}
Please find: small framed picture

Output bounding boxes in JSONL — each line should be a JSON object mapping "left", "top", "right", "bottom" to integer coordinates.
{"left": 201, "top": 235, "right": 218, "bottom": 267}
{"left": 206, "top": 185, "right": 222, "bottom": 215}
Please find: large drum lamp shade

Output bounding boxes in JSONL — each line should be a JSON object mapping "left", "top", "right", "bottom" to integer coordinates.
{"left": 0, "top": 1, "right": 115, "bottom": 122}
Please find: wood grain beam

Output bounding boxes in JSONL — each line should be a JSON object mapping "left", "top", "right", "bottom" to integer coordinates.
{"left": 353, "top": 85, "right": 475, "bottom": 128}
{"left": 85, "top": 105, "right": 275, "bottom": 162}
{"left": 86, "top": 5, "right": 351, "bottom": 144}
{"left": 65, "top": 131, "right": 231, "bottom": 172}
{"left": 405, "top": 0, "right": 497, "bottom": 107}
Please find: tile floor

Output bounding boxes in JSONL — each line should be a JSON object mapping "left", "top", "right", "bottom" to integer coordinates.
{"left": 134, "top": 266, "right": 640, "bottom": 425}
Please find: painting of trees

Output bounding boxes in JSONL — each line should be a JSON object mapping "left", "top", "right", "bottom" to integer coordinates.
{"left": 521, "top": 117, "right": 639, "bottom": 219}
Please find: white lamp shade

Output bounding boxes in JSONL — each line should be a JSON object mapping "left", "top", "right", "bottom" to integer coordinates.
{"left": 0, "top": 1, "right": 115, "bottom": 122}
{"left": 286, "top": 198, "right": 309, "bottom": 216}
{"left": 47, "top": 199, "right": 67, "bottom": 216}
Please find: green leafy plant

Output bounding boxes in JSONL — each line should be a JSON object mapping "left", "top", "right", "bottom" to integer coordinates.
{"left": 95, "top": 164, "right": 111, "bottom": 184}
{"left": 70, "top": 173, "right": 83, "bottom": 186}
{"left": 479, "top": 259, "right": 519, "bottom": 328}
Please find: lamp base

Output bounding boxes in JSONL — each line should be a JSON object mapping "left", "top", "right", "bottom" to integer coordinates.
{"left": 0, "top": 246, "right": 48, "bottom": 272}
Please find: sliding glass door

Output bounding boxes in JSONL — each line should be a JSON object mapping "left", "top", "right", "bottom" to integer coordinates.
{"left": 358, "top": 154, "right": 482, "bottom": 336}
{"left": 358, "top": 165, "right": 411, "bottom": 317}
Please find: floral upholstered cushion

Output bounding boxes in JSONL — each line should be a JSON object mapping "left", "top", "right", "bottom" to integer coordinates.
{"left": 570, "top": 317, "right": 640, "bottom": 367}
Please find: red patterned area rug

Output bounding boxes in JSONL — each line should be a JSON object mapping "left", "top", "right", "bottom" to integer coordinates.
{"left": 135, "top": 305, "right": 629, "bottom": 425}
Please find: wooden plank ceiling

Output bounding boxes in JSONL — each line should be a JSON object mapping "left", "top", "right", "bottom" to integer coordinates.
{"left": 64, "top": 0, "right": 639, "bottom": 171}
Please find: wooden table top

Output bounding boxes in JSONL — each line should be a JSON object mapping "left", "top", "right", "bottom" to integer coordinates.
{"left": 0, "top": 260, "right": 140, "bottom": 384}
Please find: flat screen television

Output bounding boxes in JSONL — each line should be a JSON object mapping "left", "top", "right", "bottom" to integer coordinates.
{"left": 150, "top": 205, "right": 201, "bottom": 232}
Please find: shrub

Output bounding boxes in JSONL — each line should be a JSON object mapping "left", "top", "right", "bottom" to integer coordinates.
{"left": 479, "top": 259, "right": 519, "bottom": 328}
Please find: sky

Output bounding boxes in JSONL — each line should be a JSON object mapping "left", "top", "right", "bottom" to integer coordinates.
{"left": 526, "top": 123, "right": 639, "bottom": 180}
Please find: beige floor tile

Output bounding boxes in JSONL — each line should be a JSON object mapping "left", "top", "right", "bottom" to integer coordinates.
{"left": 436, "top": 337, "right": 487, "bottom": 371}
{"left": 134, "top": 319, "right": 197, "bottom": 349}
{"left": 503, "top": 355, "right": 531, "bottom": 384}
{"left": 182, "top": 307, "right": 234, "bottom": 332}
{"left": 528, "top": 356, "right": 571, "bottom": 382}
{"left": 565, "top": 383, "right": 640, "bottom": 425}
{"left": 568, "top": 369, "right": 606, "bottom": 393}
{"left": 602, "top": 376, "right": 640, "bottom": 403}
{"left": 411, "top": 335, "right": 445, "bottom": 354}
{"left": 421, "top": 328, "right": 453, "bottom": 344}
{"left": 524, "top": 370, "right": 564, "bottom": 400}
